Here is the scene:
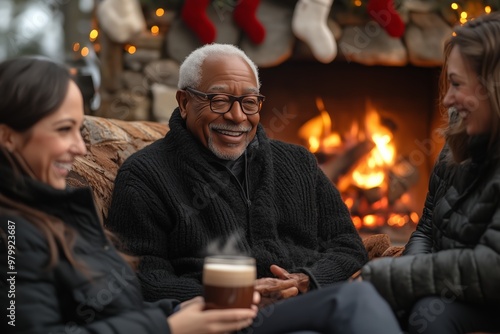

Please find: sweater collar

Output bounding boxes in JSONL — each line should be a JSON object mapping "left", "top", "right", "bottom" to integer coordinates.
{"left": 167, "top": 107, "right": 267, "bottom": 164}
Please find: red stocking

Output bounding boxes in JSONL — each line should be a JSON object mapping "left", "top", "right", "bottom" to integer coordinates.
{"left": 233, "top": 0, "right": 266, "bottom": 44}
{"left": 367, "top": 0, "right": 405, "bottom": 38}
{"left": 181, "top": 0, "right": 216, "bottom": 44}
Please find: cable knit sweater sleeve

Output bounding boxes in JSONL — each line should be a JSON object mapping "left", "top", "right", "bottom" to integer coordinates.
{"left": 309, "top": 153, "right": 368, "bottom": 283}
{"left": 107, "top": 146, "right": 204, "bottom": 302}
{"left": 268, "top": 142, "right": 368, "bottom": 285}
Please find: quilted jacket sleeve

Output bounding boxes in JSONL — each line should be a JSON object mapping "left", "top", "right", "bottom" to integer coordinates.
{"left": 0, "top": 216, "right": 171, "bottom": 334}
{"left": 404, "top": 148, "right": 450, "bottom": 255}
{"left": 361, "top": 178, "right": 500, "bottom": 313}
{"left": 403, "top": 178, "right": 437, "bottom": 255}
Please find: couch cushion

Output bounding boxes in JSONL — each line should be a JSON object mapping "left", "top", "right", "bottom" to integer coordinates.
{"left": 66, "top": 115, "right": 169, "bottom": 222}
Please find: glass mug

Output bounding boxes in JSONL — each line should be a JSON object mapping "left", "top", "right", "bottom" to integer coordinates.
{"left": 203, "top": 255, "right": 256, "bottom": 310}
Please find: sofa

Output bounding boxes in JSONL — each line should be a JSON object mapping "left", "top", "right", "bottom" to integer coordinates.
{"left": 66, "top": 115, "right": 404, "bottom": 260}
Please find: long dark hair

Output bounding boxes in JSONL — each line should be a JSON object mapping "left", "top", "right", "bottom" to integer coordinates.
{"left": 0, "top": 56, "right": 71, "bottom": 131}
{"left": 0, "top": 57, "right": 138, "bottom": 271}
{"left": 0, "top": 57, "right": 81, "bottom": 269}
{"left": 439, "top": 12, "right": 500, "bottom": 163}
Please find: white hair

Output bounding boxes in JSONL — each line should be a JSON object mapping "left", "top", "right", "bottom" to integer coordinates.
{"left": 177, "top": 43, "right": 260, "bottom": 90}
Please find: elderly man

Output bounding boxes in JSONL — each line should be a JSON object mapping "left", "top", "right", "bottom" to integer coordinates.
{"left": 107, "top": 43, "right": 367, "bottom": 305}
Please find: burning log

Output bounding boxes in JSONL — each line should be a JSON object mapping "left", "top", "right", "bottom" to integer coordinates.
{"left": 387, "top": 157, "right": 419, "bottom": 204}
{"left": 319, "top": 140, "right": 375, "bottom": 183}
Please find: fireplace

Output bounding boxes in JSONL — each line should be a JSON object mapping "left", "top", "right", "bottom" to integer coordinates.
{"left": 258, "top": 61, "right": 444, "bottom": 242}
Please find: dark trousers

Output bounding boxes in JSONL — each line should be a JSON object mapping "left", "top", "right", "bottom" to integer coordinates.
{"left": 407, "top": 296, "right": 500, "bottom": 334}
{"left": 240, "top": 281, "right": 402, "bottom": 334}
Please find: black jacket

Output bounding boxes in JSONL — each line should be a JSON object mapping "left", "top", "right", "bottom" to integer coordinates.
{"left": 362, "top": 138, "right": 500, "bottom": 313}
{"left": 107, "top": 108, "right": 367, "bottom": 302}
{"left": 0, "top": 154, "right": 178, "bottom": 334}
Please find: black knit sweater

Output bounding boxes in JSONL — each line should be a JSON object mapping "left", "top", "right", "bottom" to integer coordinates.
{"left": 107, "top": 108, "right": 367, "bottom": 302}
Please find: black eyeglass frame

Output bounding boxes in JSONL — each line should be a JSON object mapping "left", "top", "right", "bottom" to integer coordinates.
{"left": 185, "top": 87, "right": 265, "bottom": 115}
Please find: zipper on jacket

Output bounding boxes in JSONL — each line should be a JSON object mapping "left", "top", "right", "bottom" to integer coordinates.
{"left": 221, "top": 151, "right": 251, "bottom": 209}
{"left": 225, "top": 166, "right": 251, "bottom": 209}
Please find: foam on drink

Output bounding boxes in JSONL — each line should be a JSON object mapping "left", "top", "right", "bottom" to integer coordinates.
{"left": 203, "top": 256, "right": 256, "bottom": 309}
{"left": 203, "top": 263, "right": 256, "bottom": 287}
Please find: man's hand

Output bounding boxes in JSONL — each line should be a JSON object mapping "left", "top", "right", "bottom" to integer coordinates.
{"left": 254, "top": 265, "right": 310, "bottom": 307}
{"left": 348, "top": 269, "right": 362, "bottom": 282}
{"left": 270, "top": 265, "right": 310, "bottom": 294}
{"left": 254, "top": 277, "right": 299, "bottom": 307}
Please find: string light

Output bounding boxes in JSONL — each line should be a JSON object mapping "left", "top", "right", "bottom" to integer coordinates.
{"left": 125, "top": 44, "right": 136, "bottom": 54}
{"left": 485, "top": 6, "right": 492, "bottom": 13}
{"left": 459, "top": 11, "right": 468, "bottom": 24}
{"left": 354, "top": 0, "right": 362, "bottom": 6}
{"left": 81, "top": 47, "right": 89, "bottom": 57}
{"left": 451, "top": 3, "right": 459, "bottom": 10}
{"left": 72, "top": 42, "right": 80, "bottom": 52}
{"left": 156, "top": 8, "right": 164, "bottom": 17}
{"left": 151, "top": 25, "right": 159, "bottom": 36}
{"left": 89, "top": 29, "right": 98, "bottom": 42}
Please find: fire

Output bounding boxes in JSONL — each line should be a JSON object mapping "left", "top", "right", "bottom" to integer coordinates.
{"left": 298, "top": 98, "right": 416, "bottom": 230}
{"left": 351, "top": 102, "right": 396, "bottom": 190}
{"left": 298, "top": 97, "right": 342, "bottom": 153}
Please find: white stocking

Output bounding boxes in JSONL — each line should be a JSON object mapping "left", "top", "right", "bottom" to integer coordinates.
{"left": 292, "top": 0, "right": 337, "bottom": 63}
{"left": 97, "top": 0, "right": 146, "bottom": 43}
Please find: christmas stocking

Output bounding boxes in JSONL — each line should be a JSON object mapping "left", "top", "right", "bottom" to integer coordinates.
{"left": 182, "top": 0, "right": 216, "bottom": 44}
{"left": 292, "top": 0, "right": 336, "bottom": 63}
{"left": 233, "top": 0, "right": 266, "bottom": 44}
{"left": 367, "top": 0, "right": 405, "bottom": 38}
{"left": 97, "top": 0, "right": 145, "bottom": 43}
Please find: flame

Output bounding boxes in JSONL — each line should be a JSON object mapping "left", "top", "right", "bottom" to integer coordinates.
{"left": 387, "top": 213, "right": 409, "bottom": 227}
{"left": 299, "top": 97, "right": 415, "bottom": 229}
{"left": 350, "top": 102, "right": 396, "bottom": 190}
{"left": 298, "top": 98, "right": 341, "bottom": 153}
{"left": 352, "top": 216, "right": 362, "bottom": 229}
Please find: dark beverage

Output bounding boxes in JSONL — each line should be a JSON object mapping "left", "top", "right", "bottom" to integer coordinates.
{"left": 203, "top": 257, "right": 256, "bottom": 310}
{"left": 203, "top": 285, "right": 255, "bottom": 309}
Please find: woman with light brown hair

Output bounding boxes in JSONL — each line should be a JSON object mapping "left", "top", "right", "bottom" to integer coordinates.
{"left": 361, "top": 11, "right": 500, "bottom": 334}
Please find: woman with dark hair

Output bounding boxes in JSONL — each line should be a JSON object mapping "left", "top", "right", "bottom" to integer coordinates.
{"left": 361, "top": 12, "right": 500, "bottom": 334}
{"left": 0, "top": 56, "right": 258, "bottom": 334}
{"left": 0, "top": 57, "right": 402, "bottom": 334}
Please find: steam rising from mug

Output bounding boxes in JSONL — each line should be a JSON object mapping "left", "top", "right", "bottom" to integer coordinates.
{"left": 205, "top": 230, "right": 248, "bottom": 257}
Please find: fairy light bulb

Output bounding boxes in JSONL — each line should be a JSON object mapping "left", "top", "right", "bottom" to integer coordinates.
{"left": 89, "top": 29, "right": 98, "bottom": 42}
{"left": 151, "top": 25, "right": 159, "bottom": 36}
{"left": 125, "top": 45, "right": 137, "bottom": 54}
{"left": 81, "top": 47, "right": 89, "bottom": 57}
{"left": 156, "top": 8, "right": 165, "bottom": 17}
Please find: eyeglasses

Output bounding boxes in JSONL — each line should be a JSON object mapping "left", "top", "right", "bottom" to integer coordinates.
{"left": 185, "top": 87, "right": 265, "bottom": 115}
